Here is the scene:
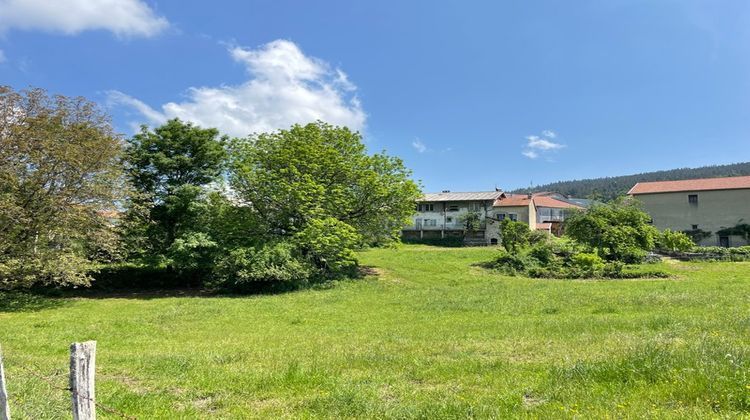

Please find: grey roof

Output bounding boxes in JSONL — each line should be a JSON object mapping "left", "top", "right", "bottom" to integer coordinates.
{"left": 420, "top": 191, "right": 504, "bottom": 202}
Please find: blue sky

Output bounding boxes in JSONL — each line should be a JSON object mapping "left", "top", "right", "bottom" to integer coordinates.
{"left": 1, "top": 1, "right": 749, "bottom": 192}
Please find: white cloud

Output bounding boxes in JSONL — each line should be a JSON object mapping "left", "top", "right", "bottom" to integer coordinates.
{"left": 0, "top": 0, "right": 169, "bottom": 37}
{"left": 522, "top": 150, "right": 539, "bottom": 159}
{"left": 522, "top": 131, "right": 565, "bottom": 159}
{"left": 525, "top": 135, "right": 564, "bottom": 151}
{"left": 412, "top": 138, "right": 427, "bottom": 153}
{"left": 109, "top": 39, "right": 366, "bottom": 137}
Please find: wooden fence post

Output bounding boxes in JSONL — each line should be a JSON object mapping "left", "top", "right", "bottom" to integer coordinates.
{"left": 70, "top": 341, "right": 96, "bottom": 420}
{"left": 0, "top": 345, "right": 10, "bottom": 420}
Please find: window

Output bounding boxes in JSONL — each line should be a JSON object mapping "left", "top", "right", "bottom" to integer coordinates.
{"left": 496, "top": 213, "right": 506, "bottom": 221}
{"left": 692, "top": 224, "right": 698, "bottom": 230}
{"left": 720, "top": 236, "right": 730, "bottom": 247}
{"left": 509, "top": 213, "right": 518, "bottom": 221}
{"left": 446, "top": 217, "right": 453, "bottom": 223}
{"left": 688, "top": 194, "right": 698, "bottom": 205}
{"left": 490, "top": 238, "right": 498, "bottom": 245}
{"left": 417, "top": 203, "right": 434, "bottom": 212}
{"left": 447, "top": 205, "right": 459, "bottom": 212}
{"left": 424, "top": 219, "right": 437, "bottom": 227}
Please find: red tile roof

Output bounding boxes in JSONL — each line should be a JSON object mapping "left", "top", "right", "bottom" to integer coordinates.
{"left": 628, "top": 176, "right": 750, "bottom": 195}
{"left": 532, "top": 196, "right": 584, "bottom": 209}
{"left": 494, "top": 194, "right": 532, "bottom": 207}
{"left": 493, "top": 194, "right": 584, "bottom": 209}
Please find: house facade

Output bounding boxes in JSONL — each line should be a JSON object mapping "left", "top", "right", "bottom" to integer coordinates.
{"left": 402, "top": 191, "right": 504, "bottom": 245}
{"left": 404, "top": 190, "right": 585, "bottom": 245}
{"left": 628, "top": 176, "right": 750, "bottom": 247}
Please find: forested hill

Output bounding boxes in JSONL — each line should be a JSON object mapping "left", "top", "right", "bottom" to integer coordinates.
{"left": 513, "top": 161, "right": 750, "bottom": 201}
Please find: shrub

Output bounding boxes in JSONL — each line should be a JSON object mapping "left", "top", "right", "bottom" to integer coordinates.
{"left": 602, "top": 261, "right": 625, "bottom": 278}
{"left": 658, "top": 229, "right": 694, "bottom": 252}
{"left": 570, "top": 252, "right": 605, "bottom": 277}
{"left": 487, "top": 249, "right": 539, "bottom": 275}
{"left": 210, "top": 243, "right": 314, "bottom": 291}
{"left": 565, "top": 198, "right": 657, "bottom": 263}
{"left": 295, "top": 218, "right": 361, "bottom": 274}
{"left": 500, "top": 219, "right": 531, "bottom": 252}
{"left": 167, "top": 232, "right": 219, "bottom": 279}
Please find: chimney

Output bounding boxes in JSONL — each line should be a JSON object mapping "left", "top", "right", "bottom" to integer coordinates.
{"left": 527, "top": 193, "right": 532, "bottom": 199}
{"left": 442, "top": 190, "right": 450, "bottom": 193}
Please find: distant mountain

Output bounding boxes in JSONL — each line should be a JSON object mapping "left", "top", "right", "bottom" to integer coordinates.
{"left": 513, "top": 162, "right": 750, "bottom": 202}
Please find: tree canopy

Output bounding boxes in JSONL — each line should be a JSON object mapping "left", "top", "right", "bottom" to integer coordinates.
{"left": 229, "top": 121, "right": 421, "bottom": 245}
{"left": 0, "top": 86, "right": 125, "bottom": 288}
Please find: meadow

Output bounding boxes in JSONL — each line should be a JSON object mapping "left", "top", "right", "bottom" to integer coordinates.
{"left": 2, "top": 245, "right": 750, "bottom": 418}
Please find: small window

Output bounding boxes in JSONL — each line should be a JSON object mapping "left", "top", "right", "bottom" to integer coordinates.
{"left": 688, "top": 194, "right": 698, "bottom": 205}
{"left": 692, "top": 224, "right": 698, "bottom": 230}
{"left": 490, "top": 238, "right": 498, "bottom": 245}
{"left": 509, "top": 213, "right": 518, "bottom": 221}
{"left": 417, "top": 204, "right": 434, "bottom": 212}
{"left": 447, "top": 205, "right": 459, "bottom": 212}
{"left": 446, "top": 217, "right": 453, "bottom": 223}
{"left": 497, "top": 213, "right": 506, "bottom": 221}
{"left": 424, "top": 219, "right": 437, "bottom": 227}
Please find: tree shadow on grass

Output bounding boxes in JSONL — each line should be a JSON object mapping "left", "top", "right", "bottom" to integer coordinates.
{"left": 0, "top": 264, "right": 383, "bottom": 309}
{"left": 0, "top": 291, "right": 71, "bottom": 313}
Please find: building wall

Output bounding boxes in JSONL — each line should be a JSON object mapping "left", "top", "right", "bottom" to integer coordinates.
{"left": 634, "top": 189, "right": 750, "bottom": 247}
{"left": 403, "top": 200, "right": 493, "bottom": 243}
{"left": 486, "top": 202, "right": 536, "bottom": 244}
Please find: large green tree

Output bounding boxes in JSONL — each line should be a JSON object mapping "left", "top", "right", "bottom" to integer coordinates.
{"left": 123, "top": 119, "right": 228, "bottom": 258}
{"left": 229, "top": 121, "right": 421, "bottom": 246}
{"left": 0, "top": 87, "right": 125, "bottom": 288}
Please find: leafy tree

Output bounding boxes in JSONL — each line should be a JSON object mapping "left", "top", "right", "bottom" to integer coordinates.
{"left": 658, "top": 229, "right": 695, "bottom": 252}
{"left": 230, "top": 121, "right": 421, "bottom": 245}
{"left": 123, "top": 119, "right": 228, "bottom": 257}
{"left": 0, "top": 86, "right": 125, "bottom": 288}
{"left": 460, "top": 211, "right": 482, "bottom": 234}
{"left": 295, "top": 217, "right": 361, "bottom": 273}
{"left": 565, "top": 198, "right": 658, "bottom": 262}
{"left": 499, "top": 219, "right": 530, "bottom": 253}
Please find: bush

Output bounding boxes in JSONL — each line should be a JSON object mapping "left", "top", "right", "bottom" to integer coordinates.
{"left": 487, "top": 249, "right": 539, "bottom": 275}
{"left": 485, "top": 240, "right": 668, "bottom": 279}
{"left": 295, "top": 218, "right": 361, "bottom": 274}
{"left": 210, "top": 243, "right": 314, "bottom": 291}
{"left": 570, "top": 252, "right": 605, "bottom": 277}
{"left": 658, "top": 229, "right": 694, "bottom": 252}
{"left": 166, "top": 232, "right": 219, "bottom": 278}
{"left": 500, "top": 219, "right": 531, "bottom": 252}
{"left": 565, "top": 199, "right": 657, "bottom": 263}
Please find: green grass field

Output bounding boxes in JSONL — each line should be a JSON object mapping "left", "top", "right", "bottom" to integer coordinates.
{"left": 2, "top": 245, "right": 750, "bottom": 418}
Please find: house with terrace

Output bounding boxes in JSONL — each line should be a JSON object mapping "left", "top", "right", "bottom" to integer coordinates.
{"left": 486, "top": 192, "right": 586, "bottom": 242}
{"left": 402, "top": 191, "right": 505, "bottom": 245}
{"left": 403, "top": 190, "right": 586, "bottom": 245}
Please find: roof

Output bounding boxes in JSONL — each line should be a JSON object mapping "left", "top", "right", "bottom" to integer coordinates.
{"left": 536, "top": 222, "right": 552, "bottom": 230}
{"left": 494, "top": 194, "right": 532, "bottom": 207}
{"left": 493, "top": 193, "right": 585, "bottom": 209}
{"left": 533, "top": 196, "right": 584, "bottom": 209}
{"left": 420, "top": 191, "right": 504, "bottom": 202}
{"left": 628, "top": 175, "right": 750, "bottom": 195}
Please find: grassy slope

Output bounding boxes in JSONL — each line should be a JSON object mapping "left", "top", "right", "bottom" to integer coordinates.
{"left": 2, "top": 245, "right": 750, "bottom": 418}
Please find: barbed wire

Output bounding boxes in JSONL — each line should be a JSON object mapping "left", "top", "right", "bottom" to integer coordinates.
{"left": 4, "top": 356, "right": 138, "bottom": 419}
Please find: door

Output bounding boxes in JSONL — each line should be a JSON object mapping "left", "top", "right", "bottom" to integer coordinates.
{"left": 719, "top": 236, "right": 730, "bottom": 248}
